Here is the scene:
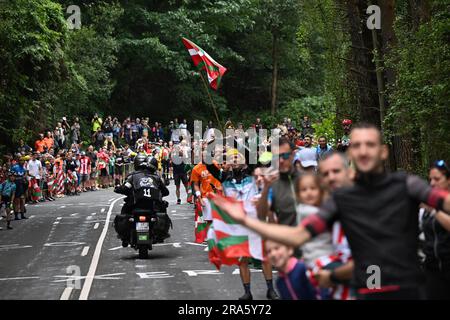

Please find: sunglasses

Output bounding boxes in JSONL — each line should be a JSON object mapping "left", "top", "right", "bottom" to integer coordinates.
{"left": 274, "top": 152, "right": 291, "bottom": 160}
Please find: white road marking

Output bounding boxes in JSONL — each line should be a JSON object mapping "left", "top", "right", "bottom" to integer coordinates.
{"left": 90, "top": 212, "right": 96, "bottom": 216}
{"left": 182, "top": 270, "right": 223, "bottom": 277}
{"left": 44, "top": 242, "right": 85, "bottom": 247}
{"left": 0, "top": 276, "right": 40, "bottom": 281}
{"left": 108, "top": 198, "right": 115, "bottom": 202}
{"left": 171, "top": 210, "right": 177, "bottom": 213}
{"left": 153, "top": 242, "right": 181, "bottom": 248}
{"left": 56, "top": 217, "right": 62, "bottom": 220}
{"left": 184, "top": 242, "right": 207, "bottom": 247}
{"left": 108, "top": 246, "right": 123, "bottom": 251}
{"left": 70, "top": 213, "right": 79, "bottom": 216}
{"left": 0, "top": 244, "right": 32, "bottom": 250}
{"left": 204, "top": 247, "right": 209, "bottom": 251}
{"left": 136, "top": 272, "right": 174, "bottom": 279}
{"left": 86, "top": 216, "right": 93, "bottom": 220}
{"left": 93, "top": 223, "right": 100, "bottom": 230}
{"left": 79, "top": 197, "right": 124, "bottom": 300}
{"left": 81, "top": 246, "right": 90, "bottom": 256}
{"left": 60, "top": 206, "right": 66, "bottom": 209}
{"left": 54, "top": 273, "right": 125, "bottom": 283}
{"left": 101, "top": 208, "right": 105, "bottom": 213}
{"left": 60, "top": 287, "right": 73, "bottom": 300}
{"left": 53, "top": 221, "right": 60, "bottom": 225}
{"left": 29, "top": 215, "right": 35, "bottom": 219}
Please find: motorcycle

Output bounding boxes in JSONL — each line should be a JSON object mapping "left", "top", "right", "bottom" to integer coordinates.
{"left": 114, "top": 201, "right": 171, "bottom": 259}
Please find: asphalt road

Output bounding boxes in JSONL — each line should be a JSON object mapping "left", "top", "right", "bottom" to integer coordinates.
{"left": 0, "top": 184, "right": 273, "bottom": 300}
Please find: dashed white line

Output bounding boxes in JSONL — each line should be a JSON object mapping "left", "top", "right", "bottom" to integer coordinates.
{"left": 81, "top": 246, "right": 90, "bottom": 256}
{"left": 100, "top": 208, "right": 105, "bottom": 213}
{"left": 93, "top": 223, "right": 100, "bottom": 230}
{"left": 79, "top": 196, "right": 124, "bottom": 300}
{"left": 60, "top": 206, "right": 66, "bottom": 209}
{"left": 184, "top": 242, "right": 207, "bottom": 247}
{"left": 53, "top": 221, "right": 60, "bottom": 225}
{"left": 108, "top": 246, "right": 122, "bottom": 251}
{"left": 56, "top": 217, "right": 62, "bottom": 220}
{"left": 70, "top": 213, "right": 79, "bottom": 216}
{"left": 0, "top": 276, "right": 40, "bottom": 281}
{"left": 60, "top": 287, "right": 73, "bottom": 300}
{"left": 90, "top": 212, "right": 97, "bottom": 216}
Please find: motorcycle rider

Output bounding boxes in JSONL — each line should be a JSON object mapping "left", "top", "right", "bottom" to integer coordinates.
{"left": 114, "top": 154, "right": 171, "bottom": 247}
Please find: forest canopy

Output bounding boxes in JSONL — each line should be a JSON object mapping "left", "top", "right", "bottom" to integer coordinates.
{"left": 0, "top": 0, "right": 449, "bottom": 174}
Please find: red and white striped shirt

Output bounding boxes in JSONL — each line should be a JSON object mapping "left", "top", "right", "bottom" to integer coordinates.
{"left": 78, "top": 157, "right": 91, "bottom": 175}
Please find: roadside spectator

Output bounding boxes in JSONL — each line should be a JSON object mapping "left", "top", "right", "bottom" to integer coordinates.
{"left": 316, "top": 136, "right": 333, "bottom": 162}
{"left": 17, "top": 139, "right": 32, "bottom": 154}
{"left": 265, "top": 239, "right": 318, "bottom": 300}
{"left": 27, "top": 152, "right": 43, "bottom": 203}
{"left": 43, "top": 131, "right": 54, "bottom": 151}
{"left": 61, "top": 117, "right": 71, "bottom": 144}
{"left": 71, "top": 117, "right": 81, "bottom": 144}
{"left": 256, "top": 138, "right": 299, "bottom": 229}
{"left": 93, "top": 127, "right": 105, "bottom": 150}
{"left": 92, "top": 113, "right": 103, "bottom": 133}
{"left": 301, "top": 116, "right": 314, "bottom": 138}
{"left": 34, "top": 134, "right": 46, "bottom": 154}
{"left": 55, "top": 122, "right": 66, "bottom": 150}
{"left": 112, "top": 117, "right": 121, "bottom": 145}
{"left": 294, "top": 135, "right": 317, "bottom": 172}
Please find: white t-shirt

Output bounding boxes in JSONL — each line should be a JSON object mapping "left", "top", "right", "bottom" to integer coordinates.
{"left": 27, "top": 159, "right": 42, "bottom": 179}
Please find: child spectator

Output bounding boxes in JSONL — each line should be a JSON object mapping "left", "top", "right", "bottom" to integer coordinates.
{"left": 265, "top": 239, "right": 317, "bottom": 300}
{"left": 0, "top": 171, "right": 16, "bottom": 230}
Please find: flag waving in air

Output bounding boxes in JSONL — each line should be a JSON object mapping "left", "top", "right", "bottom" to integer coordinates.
{"left": 182, "top": 37, "right": 227, "bottom": 90}
{"left": 207, "top": 195, "right": 265, "bottom": 270}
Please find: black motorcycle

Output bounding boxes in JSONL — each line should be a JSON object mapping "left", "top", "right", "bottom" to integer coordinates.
{"left": 114, "top": 202, "right": 171, "bottom": 259}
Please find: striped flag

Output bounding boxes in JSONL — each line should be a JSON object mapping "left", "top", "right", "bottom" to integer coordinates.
{"left": 207, "top": 196, "right": 264, "bottom": 270}
{"left": 194, "top": 199, "right": 209, "bottom": 243}
{"left": 182, "top": 37, "right": 227, "bottom": 90}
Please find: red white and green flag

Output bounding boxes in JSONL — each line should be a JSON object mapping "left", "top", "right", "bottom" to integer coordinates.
{"left": 182, "top": 37, "right": 227, "bottom": 90}
{"left": 194, "top": 199, "right": 209, "bottom": 243}
{"left": 207, "top": 196, "right": 264, "bottom": 270}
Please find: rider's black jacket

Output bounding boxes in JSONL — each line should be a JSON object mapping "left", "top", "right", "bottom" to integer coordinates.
{"left": 115, "top": 170, "right": 169, "bottom": 213}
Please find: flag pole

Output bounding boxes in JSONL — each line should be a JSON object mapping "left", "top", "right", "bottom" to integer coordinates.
{"left": 199, "top": 72, "right": 222, "bottom": 129}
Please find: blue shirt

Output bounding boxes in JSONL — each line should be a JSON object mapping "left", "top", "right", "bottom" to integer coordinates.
{"left": 1, "top": 180, "right": 16, "bottom": 197}
{"left": 276, "top": 258, "right": 318, "bottom": 300}
{"left": 11, "top": 164, "right": 26, "bottom": 177}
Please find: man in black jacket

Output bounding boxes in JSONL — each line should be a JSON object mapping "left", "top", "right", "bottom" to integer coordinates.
{"left": 114, "top": 155, "right": 170, "bottom": 246}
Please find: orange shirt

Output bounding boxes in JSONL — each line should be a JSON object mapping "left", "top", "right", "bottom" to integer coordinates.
{"left": 190, "top": 162, "right": 222, "bottom": 197}
{"left": 43, "top": 137, "right": 54, "bottom": 150}
{"left": 34, "top": 139, "right": 46, "bottom": 153}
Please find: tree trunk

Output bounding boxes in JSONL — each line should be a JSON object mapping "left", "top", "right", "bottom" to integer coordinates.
{"left": 344, "top": 0, "right": 380, "bottom": 126}
{"left": 271, "top": 32, "right": 278, "bottom": 116}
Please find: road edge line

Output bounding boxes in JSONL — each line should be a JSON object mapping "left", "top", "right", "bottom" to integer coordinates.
{"left": 78, "top": 196, "right": 123, "bottom": 300}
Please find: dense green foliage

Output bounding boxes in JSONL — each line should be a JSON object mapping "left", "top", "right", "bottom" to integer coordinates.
{"left": 0, "top": 0, "right": 448, "bottom": 172}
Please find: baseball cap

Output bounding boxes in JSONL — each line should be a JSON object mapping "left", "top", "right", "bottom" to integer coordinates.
{"left": 294, "top": 148, "right": 317, "bottom": 168}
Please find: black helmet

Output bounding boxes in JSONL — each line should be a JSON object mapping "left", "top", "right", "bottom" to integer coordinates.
{"left": 134, "top": 154, "right": 147, "bottom": 171}
{"left": 146, "top": 156, "right": 158, "bottom": 174}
